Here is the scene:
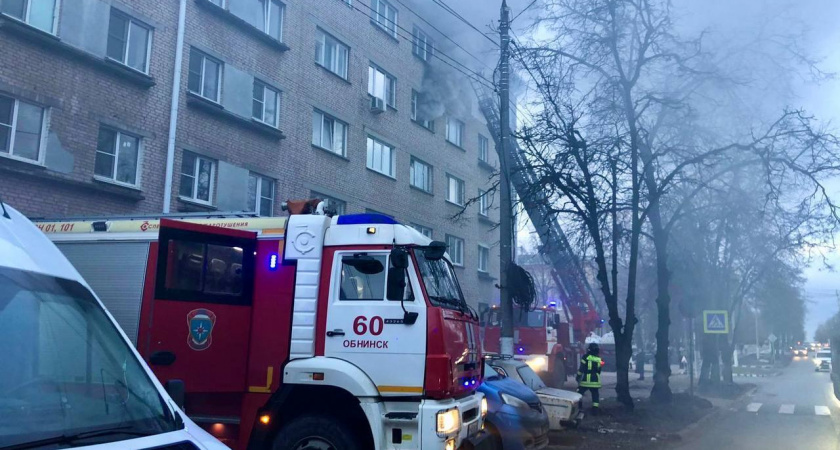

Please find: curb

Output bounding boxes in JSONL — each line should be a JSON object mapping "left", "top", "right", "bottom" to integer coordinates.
{"left": 677, "top": 385, "right": 759, "bottom": 439}
{"left": 733, "top": 372, "right": 780, "bottom": 378}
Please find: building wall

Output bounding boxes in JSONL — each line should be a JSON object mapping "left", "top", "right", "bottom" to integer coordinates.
{"left": 0, "top": 0, "right": 500, "bottom": 306}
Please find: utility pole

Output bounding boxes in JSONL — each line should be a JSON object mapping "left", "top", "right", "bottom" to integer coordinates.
{"left": 498, "top": 0, "right": 514, "bottom": 356}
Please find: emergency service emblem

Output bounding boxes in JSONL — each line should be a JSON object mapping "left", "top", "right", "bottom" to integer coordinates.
{"left": 187, "top": 308, "right": 216, "bottom": 351}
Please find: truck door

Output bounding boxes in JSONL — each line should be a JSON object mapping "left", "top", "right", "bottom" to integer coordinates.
{"left": 139, "top": 219, "right": 257, "bottom": 395}
{"left": 323, "top": 249, "right": 427, "bottom": 396}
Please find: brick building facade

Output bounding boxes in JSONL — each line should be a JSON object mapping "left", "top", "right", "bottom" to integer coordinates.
{"left": 0, "top": 0, "right": 500, "bottom": 305}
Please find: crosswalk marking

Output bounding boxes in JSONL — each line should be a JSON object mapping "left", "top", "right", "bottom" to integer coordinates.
{"left": 815, "top": 406, "right": 831, "bottom": 416}
{"left": 746, "top": 403, "right": 762, "bottom": 413}
{"left": 778, "top": 404, "right": 795, "bottom": 414}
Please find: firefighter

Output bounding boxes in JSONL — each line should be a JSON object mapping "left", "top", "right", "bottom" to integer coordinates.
{"left": 577, "top": 343, "right": 602, "bottom": 413}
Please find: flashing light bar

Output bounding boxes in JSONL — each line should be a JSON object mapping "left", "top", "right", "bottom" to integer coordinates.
{"left": 336, "top": 214, "right": 399, "bottom": 225}
{"left": 269, "top": 254, "right": 279, "bottom": 270}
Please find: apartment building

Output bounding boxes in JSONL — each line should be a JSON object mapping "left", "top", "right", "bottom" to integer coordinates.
{"left": 0, "top": 0, "right": 500, "bottom": 305}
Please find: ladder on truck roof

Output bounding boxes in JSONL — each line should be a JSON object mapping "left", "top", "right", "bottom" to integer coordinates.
{"left": 470, "top": 79, "right": 600, "bottom": 337}
{"left": 33, "top": 213, "right": 288, "bottom": 236}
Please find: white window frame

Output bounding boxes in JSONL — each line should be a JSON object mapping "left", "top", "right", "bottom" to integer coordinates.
{"left": 409, "top": 157, "right": 432, "bottom": 193}
{"left": 409, "top": 223, "right": 433, "bottom": 238}
{"left": 478, "top": 134, "right": 489, "bottom": 162}
{"left": 412, "top": 26, "right": 433, "bottom": 62}
{"left": 94, "top": 127, "right": 143, "bottom": 187}
{"left": 373, "top": 0, "right": 397, "bottom": 37}
{"left": 478, "top": 189, "right": 489, "bottom": 217}
{"left": 446, "top": 174, "right": 465, "bottom": 206}
{"left": 316, "top": 28, "right": 350, "bottom": 79}
{"left": 0, "top": 95, "right": 48, "bottom": 165}
{"left": 106, "top": 8, "right": 153, "bottom": 74}
{"left": 312, "top": 109, "right": 348, "bottom": 156}
{"left": 446, "top": 235, "right": 464, "bottom": 267}
{"left": 312, "top": 191, "right": 347, "bottom": 215}
{"left": 366, "top": 135, "right": 395, "bottom": 178}
{"left": 249, "top": 173, "right": 275, "bottom": 216}
{"left": 179, "top": 152, "right": 216, "bottom": 205}
{"left": 411, "top": 89, "right": 434, "bottom": 130}
{"left": 253, "top": 80, "right": 281, "bottom": 128}
{"left": 368, "top": 64, "right": 396, "bottom": 109}
{"left": 1, "top": 0, "right": 59, "bottom": 34}
{"left": 188, "top": 49, "right": 223, "bottom": 103}
{"left": 260, "top": 0, "right": 285, "bottom": 41}
{"left": 446, "top": 117, "right": 464, "bottom": 147}
{"left": 478, "top": 245, "right": 489, "bottom": 273}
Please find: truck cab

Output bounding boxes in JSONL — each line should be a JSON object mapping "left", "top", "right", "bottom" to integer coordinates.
{"left": 0, "top": 203, "right": 226, "bottom": 450}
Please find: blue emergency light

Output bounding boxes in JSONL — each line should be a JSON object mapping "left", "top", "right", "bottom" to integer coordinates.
{"left": 269, "top": 254, "right": 279, "bottom": 270}
{"left": 336, "top": 214, "right": 399, "bottom": 225}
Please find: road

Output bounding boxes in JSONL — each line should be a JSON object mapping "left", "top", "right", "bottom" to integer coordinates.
{"left": 676, "top": 356, "right": 840, "bottom": 450}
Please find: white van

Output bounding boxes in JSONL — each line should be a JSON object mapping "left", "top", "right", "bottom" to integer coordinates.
{"left": 0, "top": 203, "right": 227, "bottom": 450}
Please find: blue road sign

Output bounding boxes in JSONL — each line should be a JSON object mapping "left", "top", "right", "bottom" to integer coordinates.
{"left": 703, "top": 310, "right": 729, "bottom": 334}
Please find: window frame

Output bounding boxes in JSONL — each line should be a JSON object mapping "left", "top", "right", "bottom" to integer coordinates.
{"left": 248, "top": 173, "right": 275, "bottom": 216}
{"left": 478, "top": 245, "right": 490, "bottom": 273}
{"left": 1, "top": 0, "right": 59, "bottom": 34}
{"left": 445, "top": 234, "right": 465, "bottom": 267}
{"left": 366, "top": 135, "right": 396, "bottom": 178}
{"left": 312, "top": 109, "right": 348, "bottom": 156}
{"left": 0, "top": 95, "right": 48, "bottom": 165}
{"left": 410, "top": 89, "right": 434, "bottom": 131}
{"left": 478, "top": 189, "right": 489, "bottom": 217}
{"left": 412, "top": 26, "right": 433, "bottom": 62}
{"left": 409, "top": 223, "right": 433, "bottom": 238}
{"left": 478, "top": 134, "right": 489, "bottom": 162}
{"left": 372, "top": 0, "right": 398, "bottom": 37}
{"left": 252, "top": 79, "right": 281, "bottom": 128}
{"left": 94, "top": 126, "right": 143, "bottom": 187}
{"left": 446, "top": 174, "right": 465, "bottom": 206}
{"left": 315, "top": 28, "right": 350, "bottom": 79}
{"left": 312, "top": 191, "right": 347, "bottom": 215}
{"left": 188, "top": 49, "right": 223, "bottom": 103}
{"left": 368, "top": 64, "right": 397, "bottom": 109}
{"left": 179, "top": 151, "right": 216, "bottom": 205}
{"left": 446, "top": 117, "right": 464, "bottom": 147}
{"left": 106, "top": 8, "right": 153, "bottom": 74}
{"left": 260, "top": 0, "right": 285, "bottom": 41}
{"left": 409, "top": 156, "right": 433, "bottom": 193}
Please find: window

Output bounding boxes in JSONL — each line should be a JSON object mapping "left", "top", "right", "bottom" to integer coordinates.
{"left": 247, "top": 173, "right": 274, "bottom": 216}
{"left": 409, "top": 157, "right": 432, "bottom": 193}
{"left": 373, "top": 0, "right": 397, "bottom": 37}
{"left": 366, "top": 136, "right": 395, "bottom": 177}
{"left": 0, "top": 95, "right": 45, "bottom": 163}
{"left": 94, "top": 127, "right": 141, "bottom": 186}
{"left": 179, "top": 151, "right": 215, "bottom": 204}
{"left": 445, "top": 235, "right": 464, "bottom": 266}
{"left": 446, "top": 118, "right": 464, "bottom": 147}
{"left": 315, "top": 29, "right": 349, "bottom": 79}
{"left": 412, "top": 26, "right": 433, "bottom": 61}
{"left": 478, "top": 245, "right": 489, "bottom": 272}
{"left": 312, "top": 191, "right": 346, "bottom": 215}
{"left": 411, "top": 90, "right": 434, "bottom": 130}
{"left": 1, "top": 0, "right": 57, "bottom": 33}
{"left": 260, "top": 0, "right": 284, "bottom": 41}
{"left": 409, "top": 223, "right": 432, "bottom": 238}
{"left": 478, "top": 189, "right": 489, "bottom": 216}
{"left": 339, "top": 254, "right": 387, "bottom": 300}
{"left": 446, "top": 174, "right": 465, "bottom": 206}
{"left": 188, "top": 49, "right": 222, "bottom": 102}
{"left": 478, "top": 134, "right": 489, "bottom": 162}
{"left": 312, "top": 110, "right": 347, "bottom": 156}
{"left": 208, "top": 0, "right": 224, "bottom": 5}
{"left": 106, "top": 9, "right": 152, "bottom": 73}
{"left": 253, "top": 80, "right": 280, "bottom": 127}
{"left": 368, "top": 64, "right": 396, "bottom": 109}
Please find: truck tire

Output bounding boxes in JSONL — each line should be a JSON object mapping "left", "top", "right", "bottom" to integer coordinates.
{"left": 552, "top": 360, "right": 567, "bottom": 388}
{"left": 272, "top": 415, "right": 361, "bottom": 450}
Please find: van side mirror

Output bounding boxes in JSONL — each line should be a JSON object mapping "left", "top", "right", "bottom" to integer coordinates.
{"left": 391, "top": 247, "right": 409, "bottom": 269}
{"left": 423, "top": 241, "right": 447, "bottom": 260}
{"left": 387, "top": 268, "right": 406, "bottom": 301}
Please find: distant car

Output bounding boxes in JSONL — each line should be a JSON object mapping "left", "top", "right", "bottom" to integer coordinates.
{"left": 488, "top": 358, "right": 584, "bottom": 431}
{"left": 793, "top": 346, "right": 809, "bottom": 356}
{"left": 817, "top": 360, "right": 831, "bottom": 372}
{"left": 479, "top": 363, "right": 550, "bottom": 450}
{"left": 815, "top": 350, "right": 832, "bottom": 371}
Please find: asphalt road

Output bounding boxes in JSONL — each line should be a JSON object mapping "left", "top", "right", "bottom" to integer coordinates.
{"left": 676, "top": 356, "right": 840, "bottom": 450}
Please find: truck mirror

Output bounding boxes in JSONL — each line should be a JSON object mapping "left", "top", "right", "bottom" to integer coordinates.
{"left": 344, "top": 254, "right": 384, "bottom": 275}
{"left": 386, "top": 268, "right": 406, "bottom": 300}
{"left": 423, "top": 241, "right": 447, "bottom": 260}
{"left": 391, "top": 247, "right": 409, "bottom": 269}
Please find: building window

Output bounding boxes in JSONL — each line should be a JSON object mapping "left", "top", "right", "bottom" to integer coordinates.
{"left": 94, "top": 127, "right": 141, "bottom": 186}
{"left": 208, "top": 0, "right": 224, "bottom": 6}
{"left": 1, "top": 0, "right": 57, "bottom": 33}
{"left": 409, "top": 223, "right": 432, "bottom": 238}
{"left": 411, "top": 90, "right": 434, "bottom": 131}
{"left": 260, "top": 0, "right": 284, "bottom": 41}
{"left": 0, "top": 95, "right": 45, "bottom": 163}
{"left": 312, "top": 110, "right": 347, "bottom": 156}
{"left": 446, "top": 235, "right": 464, "bottom": 266}
{"left": 312, "top": 191, "right": 346, "bottom": 215}
{"left": 316, "top": 29, "right": 349, "bottom": 79}
{"left": 478, "top": 134, "right": 489, "bottom": 162}
{"left": 478, "top": 189, "right": 489, "bottom": 216}
{"left": 188, "top": 49, "right": 222, "bottom": 102}
{"left": 247, "top": 173, "right": 274, "bottom": 216}
{"left": 106, "top": 9, "right": 152, "bottom": 73}
{"left": 446, "top": 118, "right": 464, "bottom": 147}
{"left": 368, "top": 64, "right": 396, "bottom": 109}
{"left": 252, "top": 80, "right": 280, "bottom": 128}
{"left": 412, "top": 26, "right": 433, "bottom": 61}
{"left": 179, "top": 151, "right": 215, "bottom": 204}
{"left": 366, "top": 136, "right": 395, "bottom": 177}
{"left": 372, "top": 0, "right": 397, "bottom": 37}
{"left": 478, "top": 245, "right": 489, "bottom": 272}
{"left": 409, "top": 157, "right": 432, "bottom": 193}
{"left": 446, "top": 174, "right": 465, "bottom": 206}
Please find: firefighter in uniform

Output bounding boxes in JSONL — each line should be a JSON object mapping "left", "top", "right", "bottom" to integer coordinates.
{"left": 577, "top": 343, "right": 602, "bottom": 413}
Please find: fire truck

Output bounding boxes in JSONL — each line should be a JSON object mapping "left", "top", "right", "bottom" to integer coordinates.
{"left": 36, "top": 202, "right": 488, "bottom": 450}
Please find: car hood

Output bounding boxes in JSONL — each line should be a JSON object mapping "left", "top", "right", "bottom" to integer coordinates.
{"left": 535, "top": 386, "right": 582, "bottom": 404}
{"left": 480, "top": 377, "right": 541, "bottom": 404}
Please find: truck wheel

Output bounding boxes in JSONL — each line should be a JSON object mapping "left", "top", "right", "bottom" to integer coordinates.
{"left": 552, "top": 361, "right": 567, "bottom": 388}
{"left": 272, "top": 415, "right": 361, "bottom": 450}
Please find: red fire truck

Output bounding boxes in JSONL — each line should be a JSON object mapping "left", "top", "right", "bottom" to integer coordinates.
{"left": 37, "top": 203, "right": 487, "bottom": 450}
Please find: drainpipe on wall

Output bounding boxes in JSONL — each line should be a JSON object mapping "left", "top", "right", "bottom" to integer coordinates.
{"left": 162, "top": 0, "right": 187, "bottom": 214}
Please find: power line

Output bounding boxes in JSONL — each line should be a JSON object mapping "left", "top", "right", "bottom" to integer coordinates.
{"left": 511, "top": 0, "right": 538, "bottom": 23}
{"left": 430, "top": 0, "right": 499, "bottom": 48}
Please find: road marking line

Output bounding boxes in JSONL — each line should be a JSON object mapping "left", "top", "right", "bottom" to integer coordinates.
{"left": 746, "top": 403, "right": 762, "bottom": 413}
{"left": 778, "top": 404, "right": 795, "bottom": 414}
{"left": 815, "top": 406, "right": 831, "bottom": 416}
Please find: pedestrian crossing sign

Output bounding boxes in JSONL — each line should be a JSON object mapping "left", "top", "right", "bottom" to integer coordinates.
{"left": 703, "top": 310, "right": 729, "bottom": 334}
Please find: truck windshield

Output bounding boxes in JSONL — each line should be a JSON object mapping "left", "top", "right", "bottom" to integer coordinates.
{"left": 414, "top": 250, "right": 466, "bottom": 310}
{"left": 514, "top": 310, "right": 546, "bottom": 328}
{"left": 0, "top": 267, "right": 177, "bottom": 448}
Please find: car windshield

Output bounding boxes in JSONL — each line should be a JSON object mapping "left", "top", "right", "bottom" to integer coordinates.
{"left": 0, "top": 267, "right": 176, "bottom": 448}
{"left": 516, "top": 365, "right": 546, "bottom": 391}
{"left": 414, "top": 250, "right": 466, "bottom": 310}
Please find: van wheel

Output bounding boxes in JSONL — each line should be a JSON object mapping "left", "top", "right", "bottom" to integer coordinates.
{"left": 272, "top": 415, "right": 360, "bottom": 450}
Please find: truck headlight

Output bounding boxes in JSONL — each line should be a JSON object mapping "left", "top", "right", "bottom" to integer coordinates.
{"left": 436, "top": 408, "right": 460, "bottom": 437}
{"left": 526, "top": 355, "right": 548, "bottom": 372}
{"left": 501, "top": 392, "right": 530, "bottom": 410}
{"left": 481, "top": 397, "right": 488, "bottom": 419}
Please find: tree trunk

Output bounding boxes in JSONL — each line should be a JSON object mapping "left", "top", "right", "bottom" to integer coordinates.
{"left": 614, "top": 332, "right": 635, "bottom": 408}
{"left": 649, "top": 217, "right": 672, "bottom": 403}
{"left": 698, "top": 333, "right": 714, "bottom": 386}
{"left": 721, "top": 338, "right": 734, "bottom": 384}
